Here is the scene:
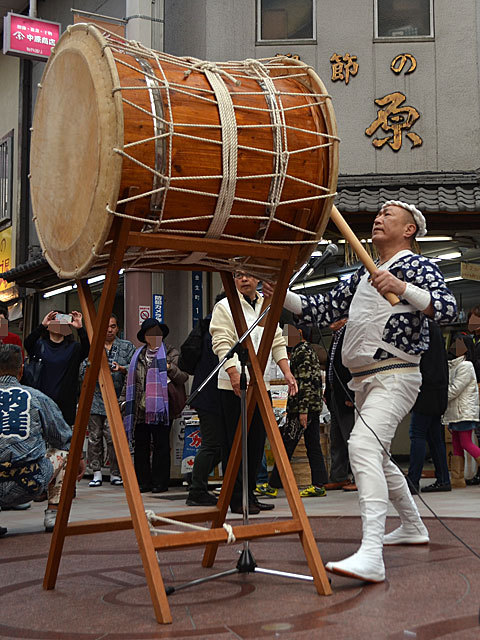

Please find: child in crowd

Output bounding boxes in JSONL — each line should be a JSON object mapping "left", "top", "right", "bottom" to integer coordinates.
{"left": 443, "top": 334, "right": 480, "bottom": 488}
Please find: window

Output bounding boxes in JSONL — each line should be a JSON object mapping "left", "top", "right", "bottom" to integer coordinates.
{"left": 257, "top": 0, "right": 315, "bottom": 43}
{"left": 0, "top": 131, "right": 13, "bottom": 225}
{"left": 375, "top": 0, "right": 433, "bottom": 39}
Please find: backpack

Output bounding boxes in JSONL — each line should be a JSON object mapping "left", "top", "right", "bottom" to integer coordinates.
{"left": 178, "top": 318, "right": 209, "bottom": 375}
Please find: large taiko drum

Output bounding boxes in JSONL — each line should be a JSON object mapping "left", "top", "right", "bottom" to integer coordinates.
{"left": 30, "top": 23, "right": 339, "bottom": 280}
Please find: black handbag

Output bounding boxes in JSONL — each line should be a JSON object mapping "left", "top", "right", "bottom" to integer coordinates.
{"left": 22, "top": 340, "right": 46, "bottom": 389}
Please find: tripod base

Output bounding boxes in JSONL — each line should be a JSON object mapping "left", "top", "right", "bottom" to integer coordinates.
{"left": 165, "top": 546, "right": 327, "bottom": 596}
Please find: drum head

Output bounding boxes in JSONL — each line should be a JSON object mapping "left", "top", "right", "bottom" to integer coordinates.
{"left": 30, "top": 24, "right": 123, "bottom": 278}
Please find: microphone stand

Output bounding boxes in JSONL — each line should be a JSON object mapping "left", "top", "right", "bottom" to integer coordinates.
{"left": 165, "top": 266, "right": 320, "bottom": 596}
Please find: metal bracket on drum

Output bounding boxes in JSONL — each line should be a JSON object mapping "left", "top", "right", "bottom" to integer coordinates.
{"left": 136, "top": 57, "right": 167, "bottom": 218}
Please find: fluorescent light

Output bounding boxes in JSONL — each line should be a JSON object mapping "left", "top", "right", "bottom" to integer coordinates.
{"left": 43, "top": 285, "right": 73, "bottom": 299}
{"left": 445, "top": 276, "right": 463, "bottom": 282}
{"left": 417, "top": 236, "right": 452, "bottom": 242}
{"left": 437, "top": 251, "right": 462, "bottom": 260}
{"left": 291, "top": 276, "right": 338, "bottom": 291}
{"left": 87, "top": 274, "right": 106, "bottom": 285}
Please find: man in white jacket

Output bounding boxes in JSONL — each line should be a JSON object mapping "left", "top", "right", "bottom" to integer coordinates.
{"left": 210, "top": 270, "right": 297, "bottom": 514}
{"left": 264, "top": 201, "right": 457, "bottom": 582}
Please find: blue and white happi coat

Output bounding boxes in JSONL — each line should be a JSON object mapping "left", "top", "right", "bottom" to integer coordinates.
{"left": 0, "top": 375, "right": 72, "bottom": 506}
{"left": 296, "top": 250, "right": 457, "bottom": 369}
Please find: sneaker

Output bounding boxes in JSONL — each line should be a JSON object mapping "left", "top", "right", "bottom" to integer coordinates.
{"left": 255, "top": 483, "right": 269, "bottom": 496}
{"left": 300, "top": 485, "right": 327, "bottom": 498}
{"left": 421, "top": 481, "right": 452, "bottom": 493}
{"left": 255, "top": 484, "right": 278, "bottom": 498}
{"left": 44, "top": 508, "right": 57, "bottom": 533}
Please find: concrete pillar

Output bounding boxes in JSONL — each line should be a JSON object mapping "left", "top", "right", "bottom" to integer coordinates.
{"left": 125, "top": 0, "right": 154, "bottom": 47}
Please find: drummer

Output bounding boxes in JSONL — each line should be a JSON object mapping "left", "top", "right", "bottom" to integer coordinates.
{"left": 263, "top": 201, "right": 457, "bottom": 583}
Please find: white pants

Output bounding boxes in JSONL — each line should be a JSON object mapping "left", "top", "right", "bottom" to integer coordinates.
{"left": 348, "top": 371, "right": 422, "bottom": 507}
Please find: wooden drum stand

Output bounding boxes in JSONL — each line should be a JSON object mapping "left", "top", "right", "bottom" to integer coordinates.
{"left": 43, "top": 208, "right": 335, "bottom": 625}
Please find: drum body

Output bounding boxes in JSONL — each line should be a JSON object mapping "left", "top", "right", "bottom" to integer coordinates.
{"left": 30, "top": 24, "right": 338, "bottom": 279}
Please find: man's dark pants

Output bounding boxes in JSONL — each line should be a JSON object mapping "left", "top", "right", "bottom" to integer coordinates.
{"left": 269, "top": 412, "right": 328, "bottom": 488}
{"left": 408, "top": 411, "right": 450, "bottom": 488}
{"left": 219, "top": 389, "right": 268, "bottom": 507}
{"left": 189, "top": 409, "right": 223, "bottom": 496}
{"left": 329, "top": 395, "right": 355, "bottom": 483}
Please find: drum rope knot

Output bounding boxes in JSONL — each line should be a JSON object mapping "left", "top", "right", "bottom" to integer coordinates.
{"left": 145, "top": 509, "right": 236, "bottom": 545}
{"left": 184, "top": 60, "right": 241, "bottom": 87}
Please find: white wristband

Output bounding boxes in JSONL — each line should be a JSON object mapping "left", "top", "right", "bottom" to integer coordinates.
{"left": 402, "top": 282, "right": 431, "bottom": 311}
{"left": 284, "top": 290, "right": 303, "bottom": 315}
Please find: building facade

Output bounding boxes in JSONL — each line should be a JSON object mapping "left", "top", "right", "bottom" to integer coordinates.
{"left": 0, "top": 0, "right": 479, "bottom": 338}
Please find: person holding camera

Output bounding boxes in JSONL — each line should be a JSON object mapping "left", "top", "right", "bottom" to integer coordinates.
{"left": 24, "top": 310, "right": 90, "bottom": 425}
{"left": 80, "top": 315, "right": 135, "bottom": 487}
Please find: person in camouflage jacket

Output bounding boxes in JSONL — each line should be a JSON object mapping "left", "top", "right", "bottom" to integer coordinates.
{"left": 268, "top": 325, "right": 328, "bottom": 496}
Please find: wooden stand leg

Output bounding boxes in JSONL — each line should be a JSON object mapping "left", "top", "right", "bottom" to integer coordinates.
{"left": 202, "top": 246, "right": 331, "bottom": 595}
{"left": 78, "top": 282, "right": 173, "bottom": 624}
{"left": 43, "top": 216, "right": 131, "bottom": 592}
{"left": 41, "top": 201, "right": 332, "bottom": 624}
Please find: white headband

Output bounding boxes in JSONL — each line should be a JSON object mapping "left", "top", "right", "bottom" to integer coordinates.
{"left": 381, "top": 200, "right": 427, "bottom": 237}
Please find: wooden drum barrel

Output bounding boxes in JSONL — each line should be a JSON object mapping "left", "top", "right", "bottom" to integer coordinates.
{"left": 30, "top": 23, "right": 339, "bottom": 280}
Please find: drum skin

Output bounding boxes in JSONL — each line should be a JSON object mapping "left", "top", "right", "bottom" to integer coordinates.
{"left": 30, "top": 24, "right": 338, "bottom": 279}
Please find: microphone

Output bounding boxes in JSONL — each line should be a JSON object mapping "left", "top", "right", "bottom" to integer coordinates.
{"left": 305, "top": 243, "right": 339, "bottom": 277}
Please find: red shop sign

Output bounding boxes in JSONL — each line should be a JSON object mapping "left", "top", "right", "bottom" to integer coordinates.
{"left": 3, "top": 12, "right": 61, "bottom": 61}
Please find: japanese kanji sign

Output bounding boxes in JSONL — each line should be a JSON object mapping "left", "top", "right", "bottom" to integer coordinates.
{"left": 330, "top": 53, "right": 359, "bottom": 85}
{"left": 365, "top": 92, "right": 423, "bottom": 151}
{"left": 3, "top": 13, "right": 61, "bottom": 61}
{"left": 192, "top": 272, "right": 203, "bottom": 325}
{"left": 0, "top": 227, "right": 12, "bottom": 293}
{"left": 391, "top": 53, "right": 417, "bottom": 75}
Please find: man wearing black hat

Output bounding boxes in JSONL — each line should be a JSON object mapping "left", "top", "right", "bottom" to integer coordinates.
{"left": 122, "top": 319, "right": 188, "bottom": 493}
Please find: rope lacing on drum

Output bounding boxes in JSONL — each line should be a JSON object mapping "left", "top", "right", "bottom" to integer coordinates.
{"left": 184, "top": 60, "right": 241, "bottom": 86}
{"left": 95, "top": 29, "right": 340, "bottom": 276}
{"left": 145, "top": 510, "right": 236, "bottom": 544}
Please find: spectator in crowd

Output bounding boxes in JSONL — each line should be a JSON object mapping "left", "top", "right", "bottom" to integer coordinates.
{"left": 122, "top": 319, "right": 188, "bottom": 493}
{"left": 80, "top": 315, "right": 135, "bottom": 487}
{"left": 263, "top": 200, "right": 456, "bottom": 582}
{"left": 465, "top": 306, "right": 480, "bottom": 381}
{"left": 24, "top": 310, "right": 90, "bottom": 425}
{"left": 210, "top": 270, "right": 297, "bottom": 515}
{"left": 182, "top": 296, "right": 226, "bottom": 507}
{"left": 258, "top": 324, "right": 328, "bottom": 499}
{"left": 0, "top": 303, "right": 24, "bottom": 358}
{"left": 444, "top": 334, "right": 480, "bottom": 488}
{"left": 464, "top": 306, "right": 480, "bottom": 484}
{"left": 407, "top": 320, "right": 451, "bottom": 493}
{"left": 324, "top": 318, "right": 356, "bottom": 491}
{"left": 0, "top": 344, "right": 85, "bottom": 533}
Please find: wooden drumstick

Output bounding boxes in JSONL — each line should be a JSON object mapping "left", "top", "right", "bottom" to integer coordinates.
{"left": 330, "top": 205, "right": 400, "bottom": 306}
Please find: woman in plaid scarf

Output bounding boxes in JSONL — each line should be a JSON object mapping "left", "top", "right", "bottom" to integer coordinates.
{"left": 123, "top": 319, "right": 188, "bottom": 493}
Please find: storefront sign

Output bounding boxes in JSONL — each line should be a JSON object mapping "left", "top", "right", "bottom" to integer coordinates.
{"left": 152, "top": 294, "right": 164, "bottom": 321}
{"left": 3, "top": 13, "right": 61, "bottom": 61}
{"left": 0, "top": 227, "right": 13, "bottom": 293}
{"left": 461, "top": 262, "right": 480, "bottom": 282}
{"left": 330, "top": 52, "right": 359, "bottom": 84}
{"left": 365, "top": 91, "right": 423, "bottom": 151}
{"left": 391, "top": 53, "right": 417, "bottom": 75}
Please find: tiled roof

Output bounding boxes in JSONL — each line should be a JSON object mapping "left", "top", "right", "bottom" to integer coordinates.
{"left": 335, "top": 171, "right": 480, "bottom": 213}
{"left": 0, "top": 256, "right": 59, "bottom": 289}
